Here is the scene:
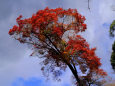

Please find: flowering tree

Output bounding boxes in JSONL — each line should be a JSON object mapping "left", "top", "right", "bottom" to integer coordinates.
{"left": 9, "top": 7, "right": 106, "bottom": 86}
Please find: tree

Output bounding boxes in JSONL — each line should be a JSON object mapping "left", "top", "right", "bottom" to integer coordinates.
{"left": 110, "top": 20, "right": 115, "bottom": 37}
{"left": 111, "top": 42, "right": 115, "bottom": 70}
{"left": 109, "top": 20, "right": 115, "bottom": 71}
{"left": 9, "top": 7, "right": 106, "bottom": 86}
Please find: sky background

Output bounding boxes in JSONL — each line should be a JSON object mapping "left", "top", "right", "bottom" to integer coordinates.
{"left": 0, "top": 0, "right": 115, "bottom": 86}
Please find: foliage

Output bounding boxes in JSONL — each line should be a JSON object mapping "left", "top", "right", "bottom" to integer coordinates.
{"left": 9, "top": 7, "right": 107, "bottom": 86}
{"left": 111, "top": 41, "right": 115, "bottom": 70}
{"left": 109, "top": 20, "right": 115, "bottom": 71}
{"left": 110, "top": 20, "right": 115, "bottom": 37}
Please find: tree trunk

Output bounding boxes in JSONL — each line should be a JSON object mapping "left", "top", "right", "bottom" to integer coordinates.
{"left": 67, "top": 63, "right": 84, "bottom": 86}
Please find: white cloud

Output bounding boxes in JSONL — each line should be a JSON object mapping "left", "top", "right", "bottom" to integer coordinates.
{"left": 99, "top": 0, "right": 115, "bottom": 24}
{"left": 0, "top": 50, "right": 43, "bottom": 86}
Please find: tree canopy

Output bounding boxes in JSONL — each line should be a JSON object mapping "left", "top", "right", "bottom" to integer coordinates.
{"left": 111, "top": 42, "right": 115, "bottom": 70}
{"left": 109, "top": 20, "right": 115, "bottom": 71}
{"left": 9, "top": 7, "right": 106, "bottom": 86}
{"left": 110, "top": 20, "right": 115, "bottom": 37}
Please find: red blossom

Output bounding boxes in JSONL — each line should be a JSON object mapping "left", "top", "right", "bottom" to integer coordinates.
{"left": 8, "top": 25, "right": 19, "bottom": 35}
{"left": 52, "top": 27, "right": 63, "bottom": 36}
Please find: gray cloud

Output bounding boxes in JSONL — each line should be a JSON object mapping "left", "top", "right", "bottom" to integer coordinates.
{"left": 0, "top": 0, "right": 47, "bottom": 86}
{"left": 0, "top": 0, "right": 48, "bottom": 66}
{"left": 45, "top": 0, "right": 64, "bottom": 8}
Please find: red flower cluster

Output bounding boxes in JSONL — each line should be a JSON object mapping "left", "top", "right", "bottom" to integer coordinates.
{"left": 9, "top": 7, "right": 87, "bottom": 38}
{"left": 52, "top": 27, "right": 63, "bottom": 36}
{"left": 9, "top": 25, "right": 19, "bottom": 35}
{"left": 96, "top": 69, "right": 107, "bottom": 76}
{"left": 65, "top": 35, "right": 102, "bottom": 71}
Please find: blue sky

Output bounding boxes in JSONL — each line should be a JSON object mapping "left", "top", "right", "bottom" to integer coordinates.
{"left": 0, "top": 0, "right": 115, "bottom": 86}
{"left": 12, "top": 77, "right": 51, "bottom": 86}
